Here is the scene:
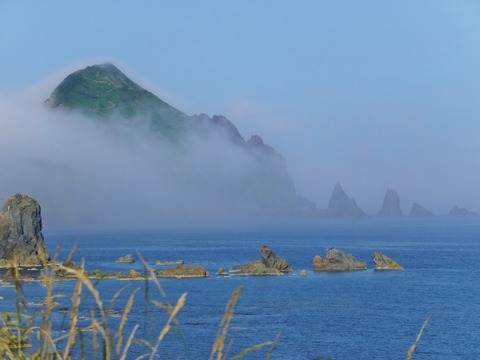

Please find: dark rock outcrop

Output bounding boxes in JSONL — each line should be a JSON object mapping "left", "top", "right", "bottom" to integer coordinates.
{"left": 378, "top": 188, "right": 403, "bottom": 217}
{"left": 372, "top": 252, "right": 404, "bottom": 270}
{"left": 0, "top": 194, "right": 50, "bottom": 267}
{"left": 155, "top": 265, "right": 209, "bottom": 278}
{"left": 410, "top": 203, "right": 433, "bottom": 217}
{"left": 448, "top": 205, "right": 478, "bottom": 217}
{"left": 259, "top": 244, "right": 293, "bottom": 272}
{"left": 313, "top": 248, "right": 367, "bottom": 271}
{"left": 231, "top": 244, "right": 293, "bottom": 275}
{"left": 116, "top": 254, "right": 135, "bottom": 263}
{"left": 325, "top": 182, "right": 368, "bottom": 219}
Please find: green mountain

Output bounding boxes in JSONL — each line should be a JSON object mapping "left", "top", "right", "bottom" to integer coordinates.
{"left": 45, "top": 62, "right": 320, "bottom": 221}
{"left": 45, "top": 63, "right": 189, "bottom": 137}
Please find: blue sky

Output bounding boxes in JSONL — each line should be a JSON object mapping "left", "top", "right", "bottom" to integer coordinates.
{"left": 1, "top": 1, "right": 480, "bottom": 214}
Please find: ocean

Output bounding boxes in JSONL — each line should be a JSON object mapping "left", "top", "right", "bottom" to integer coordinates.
{"left": 1, "top": 217, "right": 479, "bottom": 359}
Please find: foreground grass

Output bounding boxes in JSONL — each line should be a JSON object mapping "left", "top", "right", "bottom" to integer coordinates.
{"left": 0, "top": 251, "right": 277, "bottom": 360}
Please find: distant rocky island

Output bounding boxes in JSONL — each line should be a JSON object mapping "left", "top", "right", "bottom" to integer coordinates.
{"left": 448, "top": 205, "right": 478, "bottom": 217}
{"left": 324, "top": 182, "right": 368, "bottom": 220}
{"left": 378, "top": 188, "right": 403, "bottom": 217}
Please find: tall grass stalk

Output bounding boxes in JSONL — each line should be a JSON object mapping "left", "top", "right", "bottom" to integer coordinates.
{"left": 406, "top": 317, "right": 429, "bottom": 360}
{"left": 0, "top": 250, "right": 275, "bottom": 359}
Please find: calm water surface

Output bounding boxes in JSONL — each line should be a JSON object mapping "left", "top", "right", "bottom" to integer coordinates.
{"left": 1, "top": 218, "right": 479, "bottom": 359}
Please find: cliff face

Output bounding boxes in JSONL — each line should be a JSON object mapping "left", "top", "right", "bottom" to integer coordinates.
{"left": 378, "top": 188, "right": 403, "bottom": 217}
{"left": 0, "top": 194, "right": 50, "bottom": 267}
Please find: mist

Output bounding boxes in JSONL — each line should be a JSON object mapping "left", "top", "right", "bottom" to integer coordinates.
{"left": 0, "top": 86, "right": 302, "bottom": 228}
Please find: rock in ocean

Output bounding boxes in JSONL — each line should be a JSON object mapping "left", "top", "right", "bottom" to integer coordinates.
{"left": 313, "top": 248, "right": 367, "bottom": 271}
{"left": 378, "top": 188, "right": 403, "bottom": 217}
{"left": 325, "top": 182, "right": 368, "bottom": 220}
{"left": 410, "top": 203, "right": 433, "bottom": 217}
{"left": 372, "top": 252, "right": 404, "bottom": 270}
{"left": 0, "top": 194, "right": 50, "bottom": 267}
{"left": 231, "top": 244, "right": 293, "bottom": 275}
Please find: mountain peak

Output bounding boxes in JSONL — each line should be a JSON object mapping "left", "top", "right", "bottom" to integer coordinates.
{"left": 45, "top": 62, "right": 189, "bottom": 137}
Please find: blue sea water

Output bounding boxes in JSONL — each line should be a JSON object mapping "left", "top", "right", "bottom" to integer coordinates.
{"left": 1, "top": 217, "right": 480, "bottom": 359}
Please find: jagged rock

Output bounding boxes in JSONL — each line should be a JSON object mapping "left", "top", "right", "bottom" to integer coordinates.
{"left": 372, "top": 252, "right": 404, "bottom": 270}
{"left": 0, "top": 194, "right": 50, "bottom": 267}
{"left": 378, "top": 188, "right": 403, "bottom": 217}
{"left": 259, "top": 244, "right": 293, "bottom": 272}
{"left": 325, "top": 182, "right": 368, "bottom": 219}
{"left": 115, "top": 254, "right": 135, "bottom": 263}
{"left": 410, "top": 203, "right": 433, "bottom": 217}
{"left": 155, "top": 265, "right": 209, "bottom": 278}
{"left": 313, "top": 248, "right": 367, "bottom": 271}
{"left": 448, "top": 205, "right": 478, "bottom": 217}
{"left": 232, "top": 244, "right": 293, "bottom": 275}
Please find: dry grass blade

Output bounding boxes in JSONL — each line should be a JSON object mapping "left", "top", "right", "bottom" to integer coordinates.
{"left": 406, "top": 317, "right": 429, "bottom": 360}
{"left": 229, "top": 341, "right": 274, "bottom": 360}
{"left": 115, "top": 287, "right": 140, "bottom": 355}
{"left": 120, "top": 323, "right": 139, "bottom": 360}
{"left": 59, "top": 264, "right": 111, "bottom": 359}
{"left": 62, "top": 277, "right": 83, "bottom": 358}
{"left": 210, "top": 286, "right": 243, "bottom": 360}
{"left": 148, "top": 292, "right": 187, "bottom": 360}
{"left": 137, "top": 253, "right": 166, "bottom": 298}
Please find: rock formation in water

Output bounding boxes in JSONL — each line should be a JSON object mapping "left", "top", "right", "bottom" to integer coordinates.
{"left": 448, "top": 205, "right": 479, "bottom": 217}
{"left": 155, "top": 265, "right": 209, "bottom": 278}
{"left": 115, "top": 254, "right": 135, "bottom": 263}
{"left": 325, "top": 182, "right": 368, "bottom": 219}
{"left": 0, "top": 194, "right": 50, "bottom": 267}
{"left": 313, "top": 248, "right": 367, "bottom": 271}
{"left": 372, "top": 252, "right": 404, "bottom": 270}
{"left": 378, "top": 188, "right": 403, "bottom": 217}
{"left": 410, "top": 203, "right": 433, "bottom": 217}
{"left": 231, "top": 244, "right": 293, "bottom": 275}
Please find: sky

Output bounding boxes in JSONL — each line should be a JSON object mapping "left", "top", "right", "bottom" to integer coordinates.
{"left": 1, "top": 1, "right": 480, "bottom": 216}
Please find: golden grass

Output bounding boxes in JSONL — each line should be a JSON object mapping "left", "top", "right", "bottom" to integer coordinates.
{"left": 406, "top": 317, "right": 429, "bottom": 360}
{"left": 0, "top": 249, "right": 275, "bottom": 359}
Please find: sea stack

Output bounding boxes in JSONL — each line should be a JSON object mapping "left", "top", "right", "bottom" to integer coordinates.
{"left": 325, "top": 182, "right": 368, "bottom": 220}
{"left": 372, "top": 252, "right": 404, "bottom": 270}
{"left": 378, "top": 188, "right": 403, "bottom": 217}
{"left": 0, "top": 194, "right": 50, "bottom": 267}
{"left": 410, "top": 203, "right": 433, "bottom": 217}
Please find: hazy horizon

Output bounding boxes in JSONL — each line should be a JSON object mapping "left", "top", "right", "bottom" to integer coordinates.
{"left": 1, "top": 2, "right": 480, "bottom": 222}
